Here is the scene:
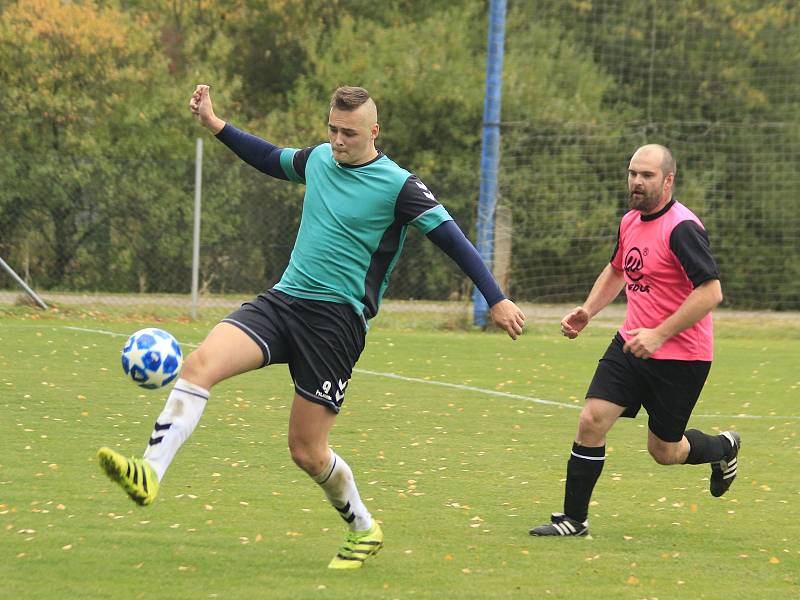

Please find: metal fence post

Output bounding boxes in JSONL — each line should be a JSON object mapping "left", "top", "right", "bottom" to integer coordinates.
{"left": 191, "top": 137, "right": 203, "bottom": 320}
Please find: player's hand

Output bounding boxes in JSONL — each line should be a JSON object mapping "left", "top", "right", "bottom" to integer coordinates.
{"left": 189, "top": 84, "right": 224, "bottom": 133}
{"left": 560, "top": 306, "right": 589, "bottom": 339}
{"left": 490, "top": 299, "right": 526, "bottom": 340}
{"left": 188, "top": 84, "right": 207, "bottom": 117}
{"left": 623, "top": 328, "right": 666, "bottom": 359}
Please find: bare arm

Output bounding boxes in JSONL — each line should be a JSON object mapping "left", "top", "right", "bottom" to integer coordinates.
{"left": 624, "top": 279, "right": 722, "bottom": 358}
{"left": 560, "top": 263, "right": 626, "bottom": 338}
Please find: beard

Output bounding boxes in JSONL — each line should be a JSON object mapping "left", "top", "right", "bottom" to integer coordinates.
{"left": 628, "top": 187, "right": 661, "bottom": 213}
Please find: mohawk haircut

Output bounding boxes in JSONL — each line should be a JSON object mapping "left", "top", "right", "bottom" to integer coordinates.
{"left": 330, "top": 86, "right": 372, "bottom": 111}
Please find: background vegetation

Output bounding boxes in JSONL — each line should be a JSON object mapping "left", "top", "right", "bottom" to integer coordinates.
{"left": 1, "top": 0, "right": 798, "bottom": 308}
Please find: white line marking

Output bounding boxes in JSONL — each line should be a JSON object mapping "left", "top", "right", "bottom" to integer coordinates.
{"left": 353, "top": 368, "right": 579, "bottom": 409}
{"left": 54, "top": 325, "right": 800, "bottom": 420}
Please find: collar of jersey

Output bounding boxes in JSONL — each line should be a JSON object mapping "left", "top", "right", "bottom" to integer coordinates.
{"left": 640, "top": 197, "right": 676, "bottom": 222}
{"left": 335, "top": 150, "right": 384, "bottom": 169}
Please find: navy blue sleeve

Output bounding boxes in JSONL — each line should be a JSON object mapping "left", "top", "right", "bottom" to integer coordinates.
{"left": 426, "top": 220, "right": 506, "bottom": 306}
{"left": 669, "top": 221, "right": 720, "bottom": 287}
{"left": 215, "top": 123, "right": 288, "bottom": 180}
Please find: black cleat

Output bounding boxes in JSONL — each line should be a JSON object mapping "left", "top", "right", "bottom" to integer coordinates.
{"left": 529, "top": 512, "right": 588, "bottom": 537}
{"left": 710, "top": 431, "right": 740, "bottom": 497}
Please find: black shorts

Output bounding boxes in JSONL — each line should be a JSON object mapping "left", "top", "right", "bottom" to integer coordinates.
{"left": 586, "top": 333, "right": 711, "bottom": 442}
{"left": 222, "top": 290, "right": 366, "bottom": 413}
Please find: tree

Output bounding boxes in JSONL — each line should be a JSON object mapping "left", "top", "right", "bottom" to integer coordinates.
{"left": 1, "top": 0, "right": 197, "bottom": 291}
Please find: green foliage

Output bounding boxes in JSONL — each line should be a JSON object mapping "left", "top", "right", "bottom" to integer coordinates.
{"left": 1, "top": 0, "right": 798, "bottom": 307}
{"left": 499, "top": 0, "right": 800, "bottom": 307}
{"left": 0, "top": 0, "right": 195, "bottom": 291}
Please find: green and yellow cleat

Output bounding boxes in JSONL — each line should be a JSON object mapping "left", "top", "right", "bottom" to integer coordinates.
{"left": 328, "top": 522, "right": 383, "bottom": 569}
{"left": 97, "top": 447, "right": 159, "bottom": 506}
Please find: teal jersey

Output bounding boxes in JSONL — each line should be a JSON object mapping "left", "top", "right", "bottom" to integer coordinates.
{"left": 274, "top": 143, "right": 452, "bottom": 320}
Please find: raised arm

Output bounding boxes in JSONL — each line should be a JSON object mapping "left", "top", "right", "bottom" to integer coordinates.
{"left": 189, "top": 84, "right": 225, "bottom": 134}
{"left": 188, "top": 84, "right": 286, "bottom": 179}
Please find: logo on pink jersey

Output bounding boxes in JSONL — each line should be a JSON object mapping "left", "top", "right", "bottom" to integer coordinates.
{"left": 624, "top": 247, "right": 645, "bottom": 281}
{"left": 624, "top": 247, "right": 651, "bottom": 293}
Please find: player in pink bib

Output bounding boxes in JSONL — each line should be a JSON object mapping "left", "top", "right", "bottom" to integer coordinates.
{"left": 530, "top": 144, "right": 741, "bottom": 537}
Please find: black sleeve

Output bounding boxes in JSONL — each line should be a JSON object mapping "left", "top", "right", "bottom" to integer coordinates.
{"left": 669, "top": 220, "right": 720, "bottom": 287}
{"left": 426, "top": 220, "right": 506, "bottom": 307}
{"left": 215, "top": 123, "right": 288, "bottom": 180}
{"left": 609, "top": 224, "right": 621, "bottom": 263}
{"left": 291, "top": 146, "right": 318, "bottom": 181}
{"left": 395, "top": 175, "right": 442, "bottom": 224}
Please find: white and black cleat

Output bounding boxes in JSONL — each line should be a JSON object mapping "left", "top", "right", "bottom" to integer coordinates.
{"left": 529, "top": 512, "right": 588, "bottom": 537}
{"left": 710, "top": 431, "right": 740, "bottom": 497}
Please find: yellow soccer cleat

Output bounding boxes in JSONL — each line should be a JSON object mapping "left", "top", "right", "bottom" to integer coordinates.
{"left": 97, "top": 447, "right": 159, "bottom": 506}
{"left": 328, "top": 522, "right": 383, "bottom": 569}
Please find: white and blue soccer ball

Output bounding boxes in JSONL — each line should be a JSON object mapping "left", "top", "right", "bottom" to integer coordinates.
{"left": 121, "top": 328, "right": 183, "bottom": 389}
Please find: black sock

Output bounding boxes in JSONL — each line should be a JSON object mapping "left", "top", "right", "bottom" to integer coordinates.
{"left": 684, "top": 429, "right": 729, "bottom": 464}
{"left": 563, "top": 442, "right": 605, "bottom": 523}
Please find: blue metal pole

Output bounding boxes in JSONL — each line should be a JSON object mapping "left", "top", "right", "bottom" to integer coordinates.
{"left": 473, "top": 0, "right": 507, "bottom": 327}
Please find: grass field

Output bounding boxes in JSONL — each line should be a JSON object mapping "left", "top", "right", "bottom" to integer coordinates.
{"left": 1, "top": 304, "right": 798, "bottom": 599}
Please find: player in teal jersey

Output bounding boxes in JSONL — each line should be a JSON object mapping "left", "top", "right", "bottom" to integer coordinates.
{"left": 98, "top": 84, "right": 525, "bottom": 569}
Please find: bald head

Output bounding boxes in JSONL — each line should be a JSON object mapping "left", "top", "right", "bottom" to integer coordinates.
{"left": 631, "top": 144, "right": 676, "bottom": 180}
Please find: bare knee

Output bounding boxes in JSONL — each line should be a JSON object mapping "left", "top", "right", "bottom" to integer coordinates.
{"left": 181, "top": 349, "right": 207, "bottom": 381}
{"left": 648, "top": 446, "right": 674, "bottom": 465}
{"left": 647, "top": 440, "right": 684, "bottom": 465}
{"left": 288, "top": 439, "right": 328, "bottom": 476}
{"left": 576, "top": 407, "right": 610, "bottom": 445}
{"left": 578, "top": 408, "right": 604, "bottom": 432}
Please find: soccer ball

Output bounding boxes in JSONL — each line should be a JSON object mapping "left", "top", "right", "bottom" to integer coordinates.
{"left": 121, "top": 328, "right": 183, "bottom": 389}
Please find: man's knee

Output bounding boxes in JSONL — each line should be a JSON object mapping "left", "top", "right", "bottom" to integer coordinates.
{"left": 578, "top": 409, "right": 598, "bottom": 432}
{"left": 647, "top": 442, "right": 681, "bottom": 465}
{"left": 288, "top": 439, "right": 328, "bottom": 476}
{"left": 577, "top": 405, "right": 613, "bottom": 435}
{"left": 181, "top": 349, "right": 205, "bottom": 378}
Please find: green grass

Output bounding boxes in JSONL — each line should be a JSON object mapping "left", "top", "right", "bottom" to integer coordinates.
{"left": 1, "top": 307, "right": 798, "bottom": 599}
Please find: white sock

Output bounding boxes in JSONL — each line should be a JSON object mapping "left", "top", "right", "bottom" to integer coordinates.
{"left": 312, "top": 450, "right": 372, "bottom": 532}
{"left": 143, "top": 378, "right": 209, "bottom": 482}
